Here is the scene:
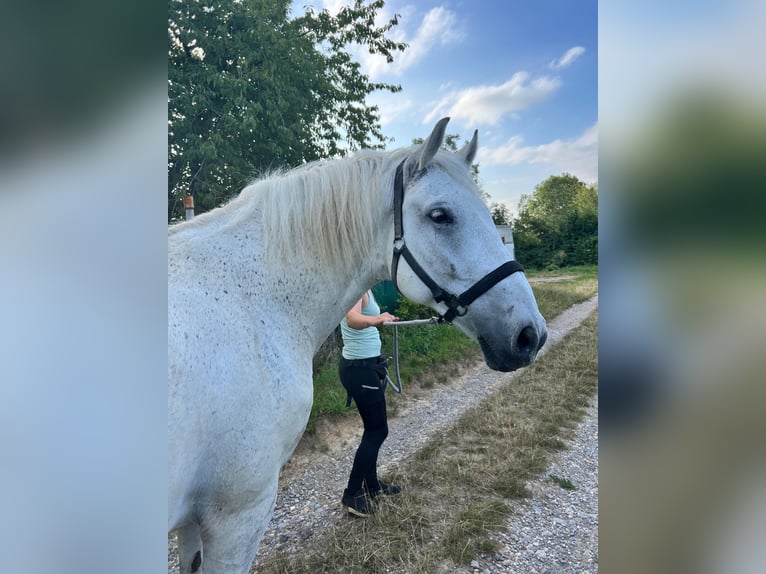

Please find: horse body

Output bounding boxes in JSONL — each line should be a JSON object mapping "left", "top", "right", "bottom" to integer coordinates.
{"left": 168, "top": 118, "right": 546, "bottom": 573}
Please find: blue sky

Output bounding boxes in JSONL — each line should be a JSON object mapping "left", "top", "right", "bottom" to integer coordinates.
{"left": 292, "top": 0, "right": 597, "bottom": 214}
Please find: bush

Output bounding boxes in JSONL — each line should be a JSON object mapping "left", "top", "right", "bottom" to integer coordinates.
{"left": 394, "top": 295, "right": 435, "bottom": 320}
{"left": 511, "top": 173, "right": 597, "bottom": 270}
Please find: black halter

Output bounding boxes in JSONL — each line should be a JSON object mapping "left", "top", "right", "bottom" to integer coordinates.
{"left": 391, "top": 159, "right": 525, "bottom": 323}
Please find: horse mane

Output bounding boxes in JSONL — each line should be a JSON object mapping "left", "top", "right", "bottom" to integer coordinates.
{"left": 255, "top": 149, "right": 397, "bottom": 278}
{"left": 169, "top": 146, "right": 481, "bottom": 279}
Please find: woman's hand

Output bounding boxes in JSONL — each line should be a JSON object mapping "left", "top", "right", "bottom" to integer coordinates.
{"left": 345, "top": 298, "right": 398, "bottom": 329}
{"left": 371, "top": 312, "right": 398, "bottom": 326}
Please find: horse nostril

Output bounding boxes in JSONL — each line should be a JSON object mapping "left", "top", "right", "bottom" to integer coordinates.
{"left": 516, "top": 325, "right": 539, "bottom": 356}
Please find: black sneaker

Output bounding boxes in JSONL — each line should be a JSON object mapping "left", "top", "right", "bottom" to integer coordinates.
{"left": 342, "top": 488, "right": 375, "bottom": 517}
{"left": 365, "top": 480, "right": 402, "bottom": 499}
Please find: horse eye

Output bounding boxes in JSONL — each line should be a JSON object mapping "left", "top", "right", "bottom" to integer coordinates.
{"left": 428, "top": 208, "right": 452, "bottom": 224}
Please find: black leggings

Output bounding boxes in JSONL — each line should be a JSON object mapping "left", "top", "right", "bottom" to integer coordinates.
{"left": 339, "top": 357, "right": 389, "bottom": 493}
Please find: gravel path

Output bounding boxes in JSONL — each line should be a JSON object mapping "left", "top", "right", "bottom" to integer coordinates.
{"left": 168, "top": 294, "right": 598, "bottom": 573}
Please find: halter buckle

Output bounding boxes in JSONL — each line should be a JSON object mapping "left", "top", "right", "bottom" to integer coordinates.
{"left": 441, "top": 292, "right": 462, "bottom": 310}
{"left": 439, "top": 292, "right": 468, "bottom": 322}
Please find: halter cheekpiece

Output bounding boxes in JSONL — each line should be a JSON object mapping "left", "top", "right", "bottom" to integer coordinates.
{"left": 390, "top": 158, "right": 525, "bottom": 323}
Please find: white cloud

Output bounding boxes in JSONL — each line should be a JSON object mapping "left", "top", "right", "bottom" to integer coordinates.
{"left": 549, "top": 46, "right": 586, "bottom": 69}
{"left": 322, "top": 0, "right": 348, "bottom": 14}
{"left": 360, "top": 6, "right": 464, "bottom": 78}
{"left": 368, "top": 92, "right": 414, "bottom": 126}
{"left": 480, "top": 123, "right": 598, "bottom": 183}
{"left": 424, "top": 72, "right": 561, "bottom": 126}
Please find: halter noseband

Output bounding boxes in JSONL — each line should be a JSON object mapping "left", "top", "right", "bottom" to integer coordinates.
{"left": 391, "top": 158, "right": 525, "bottom": 323}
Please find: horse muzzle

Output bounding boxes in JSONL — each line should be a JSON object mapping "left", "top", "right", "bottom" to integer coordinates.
{"left": 478, "top": 321, "right": 548, "bottom": 372}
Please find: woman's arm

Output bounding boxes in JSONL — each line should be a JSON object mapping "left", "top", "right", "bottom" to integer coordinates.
{"left": 345, "top": 294, "right": 398, "bottom": 330}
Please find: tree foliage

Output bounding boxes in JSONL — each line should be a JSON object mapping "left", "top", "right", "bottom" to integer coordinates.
{"left": 168, "top": 0, "right": 406, "bottom": 221}
{"left": 490, "top": 202, "right": 512, "bottom": 225}
{"left": 512, "top": 173, "right": 598, "bottom": 269}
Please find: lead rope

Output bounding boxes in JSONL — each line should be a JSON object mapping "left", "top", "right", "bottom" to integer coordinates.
{"left": 382, "top": 317, "right": 443, "bottom": 393}
{"left": 386, "top": 323, "right": 402, "bottom": 393}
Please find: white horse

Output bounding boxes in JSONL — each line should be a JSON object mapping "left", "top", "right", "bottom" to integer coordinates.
{"left": 168, "top": 118, "right": 547, "bottom": 573}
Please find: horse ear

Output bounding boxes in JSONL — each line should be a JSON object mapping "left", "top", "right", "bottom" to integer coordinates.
{"left": 458, "top": 129, "right": 478, "bottom": 165}
{"left": 417, "top": 117, "right": 450, "bottom": 171}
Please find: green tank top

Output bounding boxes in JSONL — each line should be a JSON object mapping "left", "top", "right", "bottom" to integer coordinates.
{"left": 340, "top": 291, "right": 382, "bottom": 359}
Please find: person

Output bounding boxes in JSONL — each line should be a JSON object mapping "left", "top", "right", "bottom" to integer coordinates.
{"left": 339, "top": 290, "right": 402, "bottom": 517}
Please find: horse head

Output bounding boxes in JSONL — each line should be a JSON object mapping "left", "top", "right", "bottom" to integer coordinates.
{"left": 391, "top": 117, "right": 547, "bottom": 371}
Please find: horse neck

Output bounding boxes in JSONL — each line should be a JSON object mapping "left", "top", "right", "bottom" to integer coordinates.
{"left": 284, "top": 241, "right": 391, "bottom": 355}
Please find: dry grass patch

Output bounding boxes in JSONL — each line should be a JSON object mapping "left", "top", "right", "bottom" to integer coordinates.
{"left": 532, "top": 276, "right": 598, "bottom": 319}
{"left": 441, "top": 500, "right": 510, "bottom": 563}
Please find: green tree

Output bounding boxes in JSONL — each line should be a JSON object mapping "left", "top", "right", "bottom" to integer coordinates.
{"left": 168, "top": 0, "right": 406, "bottom": 221}
{"left": 520, "top": 174, "right": 587, "bottom": 233}
{"left": 490, "top": 202, "right": 512, "bottom": 225}
{"left": 513, "top": 173, "right": 598, "bottom": 269}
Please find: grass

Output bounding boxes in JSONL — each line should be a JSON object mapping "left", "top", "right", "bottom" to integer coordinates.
{"left": 526, "top": 263, "right": 598, "bottom": 278}
{"left": 305, "top": 265, "right": 598, "bottom": 433}
{"left": 258, "top": 307, "right": 598, "bottom": 573}
{"left": 529, "top": 265, "right": 598, "bottom": 320}
{"left": 441, "top": 500, "right": 509, "bottom": 563}
{"left": 549, "top": 474, "right": 576, "bottom": 490}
